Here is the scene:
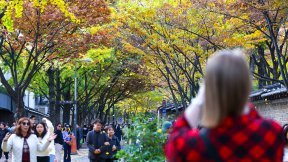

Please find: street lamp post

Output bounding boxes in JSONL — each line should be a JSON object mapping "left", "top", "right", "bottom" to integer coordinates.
{"left": 73, "top": 65, "right": 77, "bottom": 136}
{"left": 73, "top": 58, "right": 92, "bottom": 136}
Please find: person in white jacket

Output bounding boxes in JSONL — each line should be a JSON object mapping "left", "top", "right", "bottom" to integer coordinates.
{"left": 35, "top": 122, "right": 51, "bottom": 162}
{"left": 42, "top": 118, "right": 56, "bottom": 162}
{"left": 1, "top": 117, "right": 57, "bottom": 162}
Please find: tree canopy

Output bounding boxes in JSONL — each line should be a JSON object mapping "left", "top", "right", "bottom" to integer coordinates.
{"left": 0, "top": 0, "right": 287, "bottom": 123}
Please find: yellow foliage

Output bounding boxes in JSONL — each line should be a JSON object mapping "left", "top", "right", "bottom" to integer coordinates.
{"left": 0, "top": 0, "right": 78, "bottom": 31}
{"left": 89, "top": 26, "right": 103, "bottom": 35}
{"left": 86, "top": 47, "right": 113, "bottom": 62}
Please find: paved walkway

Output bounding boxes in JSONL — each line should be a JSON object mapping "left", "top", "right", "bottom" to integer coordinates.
{"left": 71, "top": 142, "right": 89, "bottom": 161}
{"left": 71, "top": 148, "right": 89, "bottom": 161}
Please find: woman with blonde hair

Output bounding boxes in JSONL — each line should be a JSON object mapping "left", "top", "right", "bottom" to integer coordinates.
{"left": 165, "top": 49, "right": 285, "bottom": 162}
{"left": 1, "top": 117, "right": 57, "bottom": 162}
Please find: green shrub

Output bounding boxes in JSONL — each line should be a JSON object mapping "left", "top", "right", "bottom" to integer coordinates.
{"left": 117, "top": 114, "right": 166, "bottom": 162}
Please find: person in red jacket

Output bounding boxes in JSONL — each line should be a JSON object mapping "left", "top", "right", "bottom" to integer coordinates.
{"left": 165, "top": 49, "right": 285, "bottom": 162}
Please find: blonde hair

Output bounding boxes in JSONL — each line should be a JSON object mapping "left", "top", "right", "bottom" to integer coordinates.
{"left": 202, "top": 49, "right": 251, "bottom": 128}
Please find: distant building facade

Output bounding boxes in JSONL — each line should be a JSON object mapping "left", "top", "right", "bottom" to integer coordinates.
{"left": 0, "top": 90, "right": 49, "bottom": 124}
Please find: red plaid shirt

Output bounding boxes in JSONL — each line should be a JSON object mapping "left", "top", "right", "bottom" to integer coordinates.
{"left": 165, "top": 106, "right": 285, "bottom": 162}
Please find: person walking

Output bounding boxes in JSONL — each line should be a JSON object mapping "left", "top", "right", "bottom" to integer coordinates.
{"left": 165, "top": 49, "right": 285, "bottom": 162}
{"left": 1, "top": 117, "right": 57, "bottom": 162}
{"left": 10, "top": 122, "right": 16, "bottom": 133}
{"left": 115, "top": 124, "right": 122, "bottom": 142}
{"left": 63, "top": 125, "right": 72, "bottom": 162}
{"left": 42, "top": 118, "right": 56, "bottom": 162}
{"left": 0, "top": 122, "right": 9, "bottom": 161}
{"left": 76, "top": 124, "right": 82, "bottom": 150}
{"left": 105, "top": 126, "right": 120, "bottom": 162}
{"left": 87, "top": 119, "right": 110, "bottom": 162}
{"left": 30, "top": 115, "right": 37, "bottom": 134}
{"left": 54, "top": 123, "right": 64, "bottom": 162}
{"left": 82, "top": 125, "right": 88, "bottom": 143}
{"left": 34, "top": 122, "right": 51, "bottom": 162}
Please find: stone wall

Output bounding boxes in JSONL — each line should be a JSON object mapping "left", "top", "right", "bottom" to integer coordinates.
{"left": 253, "top": 98, "right": 288, "bottom": 126}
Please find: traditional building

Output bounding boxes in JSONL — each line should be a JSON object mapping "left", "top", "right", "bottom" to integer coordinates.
{"left": 159, "top": 83, "right": 288, "bottom": 126}
{"left": 250, "top": 83, "right": 288, "bottom": 125}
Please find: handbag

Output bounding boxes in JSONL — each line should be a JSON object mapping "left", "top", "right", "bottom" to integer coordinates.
{"left": 98, "top": 145, "right": 111, "bottom": 159}
{"left": 66, "top": 141, "right": 72, "bottom": 146}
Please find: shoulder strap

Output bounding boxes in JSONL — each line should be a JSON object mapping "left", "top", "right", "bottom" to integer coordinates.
{"left": 199, "top": 128, "right": 222, "bottom": 162}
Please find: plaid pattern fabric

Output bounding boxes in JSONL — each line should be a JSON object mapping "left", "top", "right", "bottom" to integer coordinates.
{"left": 165, "top": 106, "right": 285, "bottom": 162}
{"left": 22, "top": 137, "right": 30, "bottom": 162}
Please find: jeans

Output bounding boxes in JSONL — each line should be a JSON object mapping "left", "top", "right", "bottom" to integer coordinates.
{"left": 83, "top": 135, "right": 87, "bottom": 143}
{"left": 76, "top": 136, "right": 81, "bottom": 150}
{"left": 63, "top": 143, "right": 71, "bottom": 162}
{"left": 50, "top": 154, "right": 55, "bottom": 162}
{"left": 55, "top": 143, "right": 63, "bottom": 162}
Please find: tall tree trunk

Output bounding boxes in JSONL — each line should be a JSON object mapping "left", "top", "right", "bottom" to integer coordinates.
{"left": 98, "top": 104, "right": 105, "bottom": 121}
{"left": 55, "top": 69, "right": 61, "bottom": 125}
{"left": 0, "top": 76, "right": 25, "bottom": 119}
{"left": 15, "top": 93, "right": 25, "bottom": 118}
{"left": 104, "top": 109, "right": 109, "bottom": 125}
{"left": 62, "top": 83, "right": 72, "bottom": 125}
{"left": 47, "top": 68, "right": 56, "bottom": 124}
{"left": 264, "top": 12, "right": 288, "bottom": 87}
{"left": 258, "top": 46, "right": 267, "bottom": 88}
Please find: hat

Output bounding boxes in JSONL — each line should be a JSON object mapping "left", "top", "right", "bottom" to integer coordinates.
{"left": 162, "top": 121, "right": 172, "bottom": 132}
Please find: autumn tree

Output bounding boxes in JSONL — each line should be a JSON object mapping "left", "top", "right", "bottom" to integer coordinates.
{"left": 29, "top": 46, "right": 151, "bottom": 125}
{"left": 115, "top": 0, "right": 238, "bottom": 110}
{"left": 115, "top": 0, "right": 288, "bottom": 108}
{"left": 198, "top": 0, "right": 288, "bottom": 88}
{"left": 0, "top": 0, "right": 111, "bottom": 118}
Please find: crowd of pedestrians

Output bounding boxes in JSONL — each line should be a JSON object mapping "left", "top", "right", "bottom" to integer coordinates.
{"left": 1, "top": 117, "right": 57, "bottom": 162}
{"left": 0, "top": 116, "right": 122, "bottom": 162}
{"left": 0, "top": 122, "right": 9, "bottom": 161}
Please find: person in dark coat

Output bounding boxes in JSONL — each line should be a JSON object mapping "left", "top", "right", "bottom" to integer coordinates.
{"left": 54, "top": 123, "right": 64, "bottom": 162}
{"left": 115, "top": 124, "right": 122, "bottom": 142}
{"left": 76, "top": 124, "right": 82, "bottom": 150}
{"left": 0, "top": 122, "right": 9, "bottom": 161}
{"left": 87, "top": 119, "right": 110, "bottom": 162}
{"left": 105, "top": 126, "right": 120, "bottom": 162}
{"left": 82, "top": 125, "right": 88, "bottom": 143}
